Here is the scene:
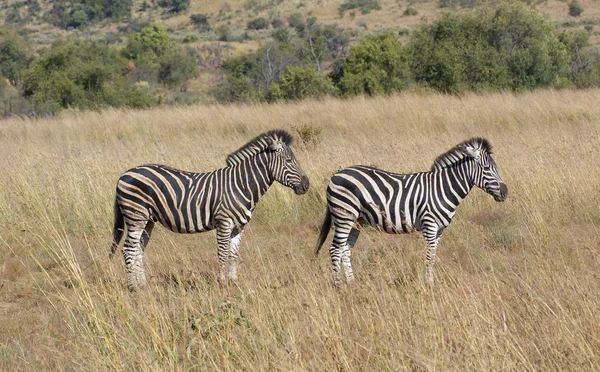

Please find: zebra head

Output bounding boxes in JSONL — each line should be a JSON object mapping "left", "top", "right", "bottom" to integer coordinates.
{"left": 464, "top": 139, "right": 508, "bottom": 202}
{"left": 266, "top": 133, "right": 310, "bottom": 195}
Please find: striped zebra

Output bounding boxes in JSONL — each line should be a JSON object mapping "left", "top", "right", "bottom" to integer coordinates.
{"left": 316, "top": 138, "right": 507, "bottom": 287}
{"left": 111, "top": 129, "right": 310, "bottom": 290}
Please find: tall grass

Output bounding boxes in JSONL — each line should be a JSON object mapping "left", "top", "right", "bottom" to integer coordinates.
{"left": 1, "top": 90, "right": 599, "bottom": 370}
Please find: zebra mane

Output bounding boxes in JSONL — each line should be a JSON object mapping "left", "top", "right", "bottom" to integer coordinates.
{"left": 226, "top": 129, "right": 294, "bottom": 166}
{"left": 431, "top": 137, "right": 493, "bottom": 171}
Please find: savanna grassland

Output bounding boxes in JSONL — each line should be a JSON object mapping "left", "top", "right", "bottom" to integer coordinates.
{"left": 0, "top": 90, "right": 599, "bottom": 370}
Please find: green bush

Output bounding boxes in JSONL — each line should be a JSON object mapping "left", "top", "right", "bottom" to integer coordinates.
{"left": 158, "top": 0, "right": 189, "bottom": 13}
{"left": 123, "top": 24, "right": 175, "bottom": 70}
{"left": 568, "top": 0, "right": 583, "bottom": 17}
{"left": 190, "top": 14, "right": 210, "bottom": 32}
{"left": 158, "top": 50, "right": 199, "bottom": 87}
{"left": 268, "top": 65, "right": 337, "bottom": 101}
{"left": 271, "top": 18, "right": 283, "bottom": 28}
{"left": 21, "top": 40, "right": 154, "bottom": 114}
{"left": 409, "top": 1, "right": 567, "bottom": 92}
{"left": 182, "top": 34, "right": 199, "bottom": 43}
{"left": 403, "top": 7, "right": 418, "bottom": 16}
{"left": 339, "top": 0, "right": 381, "bottom": 16}
{"left": 247, "top": 17, "right": 269, "bottom": 31}
{"left": 0, "top": 28, "right": 32, "bottom": 85}
{"left": 288, "top": 13, "right": 305, "bottom": 33}
{"left": 330, "top": 33, "right": 410, "bottom": 96}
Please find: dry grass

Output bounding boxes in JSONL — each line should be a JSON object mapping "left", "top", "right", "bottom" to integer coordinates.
{"left": 1, "top": 90, "right": 600, "bottom": 370}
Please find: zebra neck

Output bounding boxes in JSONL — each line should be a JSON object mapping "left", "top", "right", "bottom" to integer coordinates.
{"left": 230, "top": 153, "right": 274, "bottom": 202}
{"left": 433, "top": 163, "right": 473, "bottom": 206}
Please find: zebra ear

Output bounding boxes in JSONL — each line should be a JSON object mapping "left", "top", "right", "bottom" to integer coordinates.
{"left": 464, "top": 144, "right": 482, "bottom": 162}
{"left": 266, "top": 137, "right": 284, "bottom": 152}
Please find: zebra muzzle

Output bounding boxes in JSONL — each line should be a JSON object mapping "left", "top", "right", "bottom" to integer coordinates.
{"left": 294, "top": 176, "right": 310, "bottom": 195}
{"left": 494, "top": 183, "right": 508, "bottom": 202}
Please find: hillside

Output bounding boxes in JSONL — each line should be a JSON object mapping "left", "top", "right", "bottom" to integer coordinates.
{"left": 3, "top": 0, "right": 600, "bottom": 95}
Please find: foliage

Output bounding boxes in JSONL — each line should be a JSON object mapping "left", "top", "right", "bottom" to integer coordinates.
{"left": 271, "top": 18, "right": 283, "bottom": 28}
{"left": 182, "top": 34, "right": 199, "bottom": 43}
{"left": 558, "top": 30, "right": 600, "bottom": 88}
{"left": 190, "top": 13, "right": 210, "bottom": 32}
{"left": 21, "top": 39, "right": 154, "bottom": 114}
{"left": 266, "top": 65, "right": 337, "bottom": 101}
{"left": 330, "top": 33, "right": 410, "bottom": 96}
{"left": 0, "top": 28, "right": 32, "bottom": 85}
{"left": 48, "top": 0, "right": 132, "bottom": 29}
{"left": 247, "top": 17, "right": 269, "bottom": 31}
{"left": 409, "top": 1, "right": 567, "bottom": 92}
{"left": 158, "top": 0, "right": 189, "bottom": 13}
{"left": 123, "top": 24, "right": 175, "bottom": 70}
{"left": 288, "top": 13, "right": 305, "bottom": 33}
{"left": 339, "top": 0, "right": 381, "bottom": 16}
{"left": 216, "top": 22, "right": 348, "bottom": 103}
{"left": 158, "top": 50, "right": 199, "bottom": 87}
{"left": 403, "top": 6, "right": 418, "bottom": 16}
{"left": 568, "top": 0, "right": 583, "bottom": 17}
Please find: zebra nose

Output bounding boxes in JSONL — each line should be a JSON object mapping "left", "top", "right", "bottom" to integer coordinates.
{"left": 296, "top": 176, "right": 310, "bottom": 195}
{"left": 496, "top": 183, "right": 508, "bottom": 202}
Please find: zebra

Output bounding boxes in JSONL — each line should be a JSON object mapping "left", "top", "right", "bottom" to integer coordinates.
{"left": 316, "top": 137, "right": 508, "bottom": 287}
{"left": 110, "top": 129, "right": 310, "bottom": 290}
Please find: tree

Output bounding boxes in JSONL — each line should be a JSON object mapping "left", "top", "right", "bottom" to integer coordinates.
{"left": 330, "top": 33, "right": 410, "bottom": 96}
{"left": 247, "top": 17, "right": 269, "bottom": 31}
{"left": 0, "top": 28, "right": 32, "bottom": 85}
{"left": 190, "top": 13, "right": 210, "bottom": 32}
{"left": 409, "top": 1, "right": 567, "bottom": 92}
{"left": 123, "top": 24, "right": 175, "bottom": 69}
{"left": 268, "top": 65, "right": 337, "bottom": 101}
{"left": 22, "top": 40, "right": 154, "bottom": 114}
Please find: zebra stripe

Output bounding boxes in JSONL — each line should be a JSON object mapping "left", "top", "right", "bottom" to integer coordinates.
{"left": 316, "top": 137, "right": 508, "bottom": 287}
{"left": 111, "top": 129, "right": 310, "bottom": 291}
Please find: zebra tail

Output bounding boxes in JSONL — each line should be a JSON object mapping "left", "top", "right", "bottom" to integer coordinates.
{"left": 110, "top": 197, "right": 124, "bottom": 259}
{"left": 315, "top": 208, "right": 332, "bottom": 256}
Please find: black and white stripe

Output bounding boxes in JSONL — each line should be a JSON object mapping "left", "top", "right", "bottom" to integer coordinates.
{"left": 111, "top": 129, "right": 310, "bottom": 290}
{"left": 316, "top": 138, "right": 508, "bottom": 287}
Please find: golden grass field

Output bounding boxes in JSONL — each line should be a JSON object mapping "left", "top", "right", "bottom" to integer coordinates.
{"left": 1, "top": 90, "right": 599, "bottom": 370}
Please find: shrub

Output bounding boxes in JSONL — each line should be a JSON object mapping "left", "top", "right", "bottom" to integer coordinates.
{"left": 409, "top": 1, "right": 567, "bottom": 92}
{"left": 247, "top": 17, "right": 269, "bottom": 31}
{"left": 269, "top": 65, "right": 337, "bottom": 101}
{"left": 0, "top": 28, "right": 32, "bottom": 85}
{"left": 182, "top": 34, "right": 199, "bottom": 43}
{"left": 216, "top": 26, "right": 230, "bottom": 41}
{"left": 330, "top": 33, "right": 410, "bottom": 96}
{"left": 158, "top": 50, "right": 199, "bottom": 87}
{"left": 158, "top": 0, "right": 189, "bottom": 13}
{"left": 123, "top": 24, "right": 175, "bottom": 69}
{"left": 21, "top": 39, "right": 154, "bottom": 114}
{"left": 190, "top": 14, "right": 210, "bottom": 32}
{"left": 339, "top": 0, "right": 381, "bottom": 16}
{"left": 403, "top": 7, "right": 417, "bottom": 16}
{"left": 271, "top": 18, "right": 283, "bottom": 28}
{"left": 288, "top": 13, "right": 305, "bottom": 33}
{"left": 568, "top": 0, "right": 583, "bottom": 17}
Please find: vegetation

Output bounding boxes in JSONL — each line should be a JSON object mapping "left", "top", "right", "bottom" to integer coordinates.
{"left": 1, "top": 90, "right": 599, "bottom": 370}
{"left": 330, "top": 32, "right": 410, "bottom": 96}
{"left": 2, "top": 0, "right": 600, "bottom": 115}
{"left": 21, "top": 39, "right": 154, "bottom": 114}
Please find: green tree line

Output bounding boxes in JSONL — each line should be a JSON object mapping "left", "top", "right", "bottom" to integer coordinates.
{"left": 2, "top": 1, "right": 600, "bottom": 116}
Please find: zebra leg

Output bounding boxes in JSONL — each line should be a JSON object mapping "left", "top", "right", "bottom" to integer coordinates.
{"left": 422, "top": 221, "right": 442, "bottom": 287}
{"left": 330, "top": 214, "right": 356, "bottom": 288}
{"left": 216, "top": 220, "right": 234, "bottom": 285}
{"left": 340, "top": 227, "right": 360, "bottom": 284}
{"left": 228, "top": 226, "right": 245, "bottom": 282}
{"left": 122, "top": 219, "right": 149, "bottom": 291}
{"left": 141, "top": 221, "right": 155, "bottom": 251}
